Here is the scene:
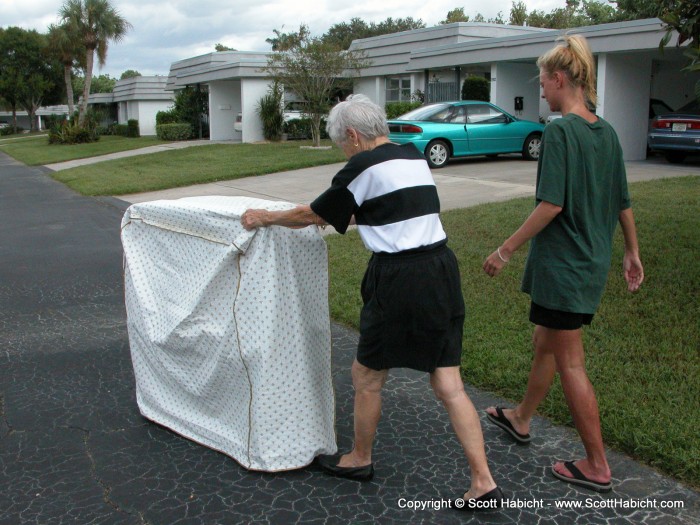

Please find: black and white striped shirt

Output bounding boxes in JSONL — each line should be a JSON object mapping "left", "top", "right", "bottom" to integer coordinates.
{"left": 310, "top": 143, "right": 446, "bottom": 253}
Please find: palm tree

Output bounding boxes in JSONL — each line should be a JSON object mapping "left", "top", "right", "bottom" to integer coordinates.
{"left": 59, "top": 0, "right": 131, "bottom": 125}
{"left": 47, "top": 22, "right": 83, "bottom": 116}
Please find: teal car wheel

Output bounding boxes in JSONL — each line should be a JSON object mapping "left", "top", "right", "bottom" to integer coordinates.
{"left": 425, "top": 140, "right": 450, "bottom": 168}
{"left": 522, "top": 134, "right": 541, "bottom": 161}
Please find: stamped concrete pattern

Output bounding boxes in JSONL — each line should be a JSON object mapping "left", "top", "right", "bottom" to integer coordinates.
{"left": 2, "top": 150, "right": 700, "bottom": 525}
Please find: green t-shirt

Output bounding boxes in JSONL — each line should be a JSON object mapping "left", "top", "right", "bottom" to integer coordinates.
{"left": 521, "top": 114, "right": 631, "bottom": 314}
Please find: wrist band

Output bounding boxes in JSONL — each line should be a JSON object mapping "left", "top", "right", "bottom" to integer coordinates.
{"left": 497, "top": 247, "right": 509, "bottom": 263}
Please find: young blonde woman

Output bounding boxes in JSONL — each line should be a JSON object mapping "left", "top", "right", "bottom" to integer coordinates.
{"left": 482, "top": 34, "right": 644, "bottom": 493}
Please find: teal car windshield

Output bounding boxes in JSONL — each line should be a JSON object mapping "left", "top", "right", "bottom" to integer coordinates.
{"left": 395, "top": 104, "right": 453, "bottom": 122}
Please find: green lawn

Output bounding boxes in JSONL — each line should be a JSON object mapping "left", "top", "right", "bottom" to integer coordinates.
{"left": 325, "top": 175, "right": 700, "bottom": 488}
{"left": 48, "top": 141, "right": 346, "bottom": 195}
{"left": 0, "top": 135, "right": 168, "bottom": 166}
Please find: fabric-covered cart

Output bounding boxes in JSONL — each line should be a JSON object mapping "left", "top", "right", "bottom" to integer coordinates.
{"left": 121, "top": 196, "right": 336, "bottom": 471}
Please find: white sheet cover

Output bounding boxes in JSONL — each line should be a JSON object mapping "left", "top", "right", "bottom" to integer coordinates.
{"left": 121, "top": 196, "right": 337, "bottom": 471}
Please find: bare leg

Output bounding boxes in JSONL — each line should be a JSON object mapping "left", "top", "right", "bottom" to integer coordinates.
{"left": 430, "top": 366, "right": 497, "bottom": 499}
{"left": 547, "top": 328, "right": 611, "bottom": 483}
{"left": 337, "top": 359, "right": 388, "bottom": 468}
{"left": 486, "top": 325, "right": 556, "bottom": 435}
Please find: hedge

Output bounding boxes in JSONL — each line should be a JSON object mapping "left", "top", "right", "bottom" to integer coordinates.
{"left": 283, "top": 118, "right": 328, "bottom": 140}
{"left": 156, "top": 123, "right": 192, "bottom": 141}
{"left": 385, "top": 101, "right": 422, "bottom": 119}
{"left": 127, "top": 119, "right": 140, "bottom": 138}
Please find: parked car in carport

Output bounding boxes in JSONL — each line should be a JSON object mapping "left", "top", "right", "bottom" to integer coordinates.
{"left": 647, "top": 99, "right": 700, "bottom": 163}
{"left": 387, "top": 101, "right": 544, "bottom": 168}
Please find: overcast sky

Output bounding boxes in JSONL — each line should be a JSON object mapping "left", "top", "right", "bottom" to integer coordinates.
{"left": 1, "top": 0, "right": 565, "bottom": 78}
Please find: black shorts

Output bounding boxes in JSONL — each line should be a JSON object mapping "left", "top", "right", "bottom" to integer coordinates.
{"left": 529, "top": 302, "right": 594, "bottom": 330}
{"left": 357, "top": 243, "right": 465, "bottom": 373}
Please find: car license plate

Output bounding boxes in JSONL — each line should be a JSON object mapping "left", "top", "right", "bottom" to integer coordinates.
{"left": 672, "top": 123, "right": 687, "bottom": 132}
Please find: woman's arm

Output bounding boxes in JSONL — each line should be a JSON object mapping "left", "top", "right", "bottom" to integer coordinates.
{"left": 483, "top": 200, "right": 562, "bottom": 277}
{"left": 618, "top": 207, "right": 644, "bottom": 292}
{"left": 241, "top": 205, "right": 327, "bottom": 231}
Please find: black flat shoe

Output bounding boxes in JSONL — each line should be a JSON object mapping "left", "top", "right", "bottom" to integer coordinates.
{"left": 454, "top": 486, "right": 504, "bottom": 511}
{"left": 316, "top": 454, "right": 374, "bottom": 482}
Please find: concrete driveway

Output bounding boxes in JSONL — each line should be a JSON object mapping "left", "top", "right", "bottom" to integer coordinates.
{"left": 118, "top": 153, "right": 700, "bottom": 211}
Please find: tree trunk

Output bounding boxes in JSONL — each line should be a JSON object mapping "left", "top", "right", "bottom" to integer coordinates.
{"left": 64, "top": 63, "right": 75, "bottom": 116}
{"left": 79, "top": 49, "right": 95, "bottom": 126}
{"left": 311, "top": 114, "right": 321, "bottom": 147}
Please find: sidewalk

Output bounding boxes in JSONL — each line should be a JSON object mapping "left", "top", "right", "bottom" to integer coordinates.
{"left": 115, "top": 153, "right": 698, "bottom": 213}
{"left": 2, "top": 149, "right": 699, "bottom": 524}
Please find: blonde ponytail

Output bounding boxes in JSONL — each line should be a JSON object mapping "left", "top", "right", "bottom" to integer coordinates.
{"left": 537, "top": 34, "right": 597, "bottom": 107}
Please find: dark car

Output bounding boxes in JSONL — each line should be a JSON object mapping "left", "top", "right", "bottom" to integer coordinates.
{"left": 648, "top": 99, "right": 700, "bottom": 163}
{"left": 388, "top": 101, "right": 544, "bottom": 168}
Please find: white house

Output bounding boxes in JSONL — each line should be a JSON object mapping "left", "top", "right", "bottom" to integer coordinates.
{"left": 0, "top": 105, "right": 69, "bottom": 131}
{"left": 166, "top": 52, "right": 272, "bottom": 143}
{"left": 166, "top": 18, "right": 699, "bottom": 160}
{"left": 88, "top": 76, "right": 174, "bottom": 136}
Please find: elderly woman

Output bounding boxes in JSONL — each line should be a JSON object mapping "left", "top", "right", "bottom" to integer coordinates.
{"left": 241, "top": 94, "right": 501, "bottom": 507}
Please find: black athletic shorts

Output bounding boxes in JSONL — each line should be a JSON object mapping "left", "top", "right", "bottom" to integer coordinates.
{"left": 356, "top": 242, "right": 465, "bottom": 373}
{"left": 529, "top": 301, "right": 594, "bottom": 330}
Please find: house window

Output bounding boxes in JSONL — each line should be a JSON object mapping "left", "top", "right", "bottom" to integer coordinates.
{"left": 386, "top": 77, "right": 412, "bottom": 102}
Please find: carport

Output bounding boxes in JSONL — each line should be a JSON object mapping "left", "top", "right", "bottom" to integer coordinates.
{"left": 167, "top": 51, "right": 271, "bottom": 143}
{"left": 405, "top": 19, "right": 698, "bottom": 161}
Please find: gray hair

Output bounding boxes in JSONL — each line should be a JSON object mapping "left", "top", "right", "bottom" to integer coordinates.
{"left": 326, "top": 94, "right": 390, "bottom": 144}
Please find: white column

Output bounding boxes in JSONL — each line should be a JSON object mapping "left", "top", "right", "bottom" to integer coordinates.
{"left": 597, "top": 53, "right": 652, "bottom": 161}
{"left": 209, "top": 81, "right": 240, "bottom": 141}
{"left": 240, "top": 78, "right": 270, "bottom": 143}
{"left": 490, "top": 62, "right": 540, "bottom": 122}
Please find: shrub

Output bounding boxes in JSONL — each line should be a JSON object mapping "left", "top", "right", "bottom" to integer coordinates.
{"left": 0, "top": 126, "right": 23, "bottom": 136}
{"left": 461, "top": 75, "right": 490, "bottom": 101}
{"left": 43, "top": 115, "right": 67, "bottom": 130}
{"left": 48, "top": 120, "right": 99, "bottom": 144}
{"left": 283, "top": 118, "right": 328, "bottom": 140}
{"left": 156, "top": 109, "right": 179, "bottom": 125}
{"left": 385, "top": 101, "right": 422, "bottom": 119}
{"left": 156, "top": 123, "right": 192, "bottom": 141}
{"left": 257, "top": 84, "right": 284, "bottom": 141}
{"left": 113, "top": 124, "right": 129, "bottom": 137}
{"left": 127, "top": 119, "right": 140, "bottom": 138}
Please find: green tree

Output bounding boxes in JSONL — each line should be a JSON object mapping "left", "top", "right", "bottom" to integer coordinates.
{"left": 658, "top": 0, "right": 700, "bottom": 99}
{"left": 47, "top": 22, "right": 83, "bottom": 115}
{"left": 509, "top": 2, "right": 528, "bottom": 25}
{"left": 120, "top": 69, "right": 141, "bottom": 79}
{"left": 173, "top": 86, "right": 209, "bottom": 139}
{"left": 266, "top": 26, "right": 309, "bottom": 51}
{"left": 214, "top": 43, "right": 236, "bottom": 52}
{"left": 441, "top": 8, "right": 470, "bottom": 24}
{"left": 72, "top": 72, "right": 117, "bottom": 94}
{"left": 60, "top": 0, "right": 131, "bottom": 125}
{"left": 321, "top": 17, "right": 425, "bottom": 50}
{"left": 264, "top": 24, "right": 369, "bottom": 146}
{"left": 614, "top": 0, "right": 660, "bottom": 20}
{"left": 0, "top": 27, "right": 63, "bottom": 131}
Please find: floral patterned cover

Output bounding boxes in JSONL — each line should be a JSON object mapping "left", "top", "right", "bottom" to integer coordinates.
{"left": 121, "top": 196, "right": 336, "bottom": 471}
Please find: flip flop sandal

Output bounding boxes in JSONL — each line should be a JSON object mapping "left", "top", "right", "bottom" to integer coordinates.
{"left": 486, "top": 406, "right": 531, "bottom": 444}
{"left": 552, "top": 461, "right": 613, "bottom": 493}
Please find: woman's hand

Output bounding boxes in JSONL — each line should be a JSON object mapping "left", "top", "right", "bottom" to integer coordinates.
{"left": 483, "top": 248, "right": 508, "bottom": 277}
{"left": 241, "top": 209, "right": 269, "bottom": 230}
{"left": 623, "top": 251, "right": 644, "bottom": 292}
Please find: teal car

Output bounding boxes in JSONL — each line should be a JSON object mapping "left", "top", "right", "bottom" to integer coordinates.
{"left": 388, "top": 101, "right": 545, "bottom": 168}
